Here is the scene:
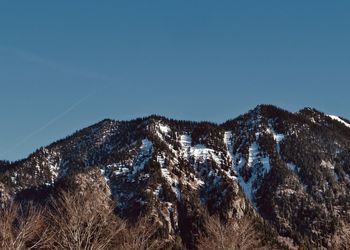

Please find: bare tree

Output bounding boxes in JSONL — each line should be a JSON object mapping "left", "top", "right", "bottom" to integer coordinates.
{"left": 198, "top": 215, "right": 269, "bottom": 250}
{"left": 331, "top": 223, "right": 350, "bottom": 250}
{"left": 46, "top": 191, "right": 126, "bottom": 250}
{"left": 121, "top": 216, "right": 168, "bottom": 250}
{"left": 0, "top": 202, "right": 49, "bottom": 250}
{"left": 343, "top": 230, "right": 350, "bottom": 250}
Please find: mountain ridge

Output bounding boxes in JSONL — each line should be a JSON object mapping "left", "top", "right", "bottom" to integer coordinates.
{"left": 2, "top": 104, "right": 346, "bottom": 163}
{"left": 1, "top": 104, "right": 350, "bottom": 249}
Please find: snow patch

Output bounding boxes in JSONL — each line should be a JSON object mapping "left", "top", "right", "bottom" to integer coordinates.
{"left": 180, "top": 134, "right": 192, "bottom": 148}
{"left": 267, "top": 124, "right": 285, "bottom": 156}
{"left": 158, "top": 123, "right": 171, "bottom": 134}
{"left": 158, "top": 150, "right": 203, "bottom": 197}
{"left": 155, "top": 123, "right": 171, "bottom": 141}
{"left": 104, "top": 139, "right": 153, "bottom": 181}
{"left": 157, "top": 153, "right": 166, "bottom": 168}
{"left": 224, "top": 131, "right": 233, "bottom": 145}
{"left": 223, "top": 131, "right": 238, "bottom": 180}
{"left": 108, "top": 163, "right": 129, "bottom": 176}
{"left": 190, "top": 145, "right": 222, "bottom": 166}
{"left": 320, "top": 160, "right": 335, "bottom": 170}
{"left": 130, "top": 139, "right": 153, "bottom": 176}
{"left": 328, "top": 115, "right": 350, "bottom": 128}
{"left": 153, "top": 184, "right": 162, "bottom": 197}
{"left": 247, "top": 142, "right": 271, "bottom": 173}
{"left": 100, "top": 168, "right": 109, "bottom": 183}
{"left": 158, "top": 152, "right": 181, "bottom": 199}
{"left": 179, "top": 134, "right": 222, "bottom": 166}
{"left": 287, "top": 162, "right": 299, "bottom": 173}
{"left": 180, "top": 134, "right": 192, "bottom": 158}
{"left": 277, "top": 188, "right": 296, "bottom": 196}
{"left": 237, "top": 142, "right": 271, "bottom": 207}
{"left": 161, "top": 168, "right": 181, "bottom": 200}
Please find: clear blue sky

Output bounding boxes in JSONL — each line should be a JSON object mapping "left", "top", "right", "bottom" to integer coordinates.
{"left": 1, "top": 1, "right": 350, "bottom": 161}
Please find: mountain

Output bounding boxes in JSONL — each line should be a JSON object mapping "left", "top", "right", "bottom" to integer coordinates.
{"left": 1, "top": 105, "right": 350, "bottom": 249}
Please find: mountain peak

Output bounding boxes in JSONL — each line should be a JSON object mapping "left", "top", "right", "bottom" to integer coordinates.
{"left": 298, "top": 106, "right": 323, "bottom": 115}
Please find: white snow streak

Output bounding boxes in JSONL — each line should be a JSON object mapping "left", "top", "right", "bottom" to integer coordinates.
{"left": 267, "top": 125, "right": 285, "bottom": 155}
{"left": 328, "top": 115, "right": 350, "bottom": 128}
{"left": 158, "top": 123, "right": 171, "bottom": 134}
{"left": 238, "top": 142, "right": 271, "bottom": 207}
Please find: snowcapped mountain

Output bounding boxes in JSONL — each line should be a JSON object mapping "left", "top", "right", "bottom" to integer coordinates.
{"left": 1, "top": 105, "right": 350, "bottom": 248}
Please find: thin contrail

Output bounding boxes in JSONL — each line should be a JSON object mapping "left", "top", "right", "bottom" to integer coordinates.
{"left": 0, "top": 46, "right": 111, "bottom": 82}
{"left": 0, "top": 92, "right": 94, "bottom": 159}
{"left": 0, "top": 46, "right": 113, "bottom": 159}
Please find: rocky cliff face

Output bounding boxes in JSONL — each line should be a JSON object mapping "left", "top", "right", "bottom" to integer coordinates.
{"left": 1, "top": 105, "right": 350, "bottom": 248}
